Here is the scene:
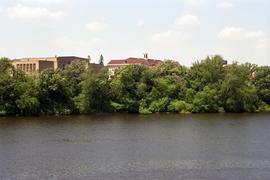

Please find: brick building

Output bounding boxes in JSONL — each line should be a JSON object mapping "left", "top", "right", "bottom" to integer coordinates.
{"left": 11, "top": 56, "right": 103, "bottom": 74}
{"left": 107, "top": 54, "right": 162, "bottom": 77}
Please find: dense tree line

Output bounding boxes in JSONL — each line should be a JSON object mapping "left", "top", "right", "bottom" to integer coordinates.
{"left": 0, "top": 55, "right": 270, "bottom": 116}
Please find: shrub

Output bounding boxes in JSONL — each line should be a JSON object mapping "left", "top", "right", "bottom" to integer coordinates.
{"left": 168, "top": 100, "right": 192, "bottom": 113}
{"left": 149, "top": 97, "right": 169, "bottom": 113}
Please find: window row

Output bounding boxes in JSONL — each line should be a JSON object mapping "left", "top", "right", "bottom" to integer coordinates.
{"left": 16, "top": 64, "right": 37, "bottom": 72}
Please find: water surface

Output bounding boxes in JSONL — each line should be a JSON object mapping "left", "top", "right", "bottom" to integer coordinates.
{"left": 1, "top": 113, "right": 270, "bottom": 179}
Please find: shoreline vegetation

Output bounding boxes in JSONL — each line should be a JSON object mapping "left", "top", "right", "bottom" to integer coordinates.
{"left": 1, "top": 55, "right": 270, "bottom": 116}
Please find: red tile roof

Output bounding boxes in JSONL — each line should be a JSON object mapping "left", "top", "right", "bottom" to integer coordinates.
{"left": 147, "top": 59, "right": 163, "bottom": 66}
{"left": 108, "top": 58, "right": 162, "bottom": 66}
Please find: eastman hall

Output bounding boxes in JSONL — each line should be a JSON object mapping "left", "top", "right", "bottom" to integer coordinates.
{"left": 11, "top": 56, "right": 103, "bottom": 74}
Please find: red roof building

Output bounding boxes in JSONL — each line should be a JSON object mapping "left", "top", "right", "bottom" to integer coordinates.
{"left": 108, "top": 58, "right": 162, "bottom": 66}
{"left": 107, "top": 54, "right": 163, "bottom": 77}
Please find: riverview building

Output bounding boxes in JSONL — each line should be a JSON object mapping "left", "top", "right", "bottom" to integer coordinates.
{"left": 107, "top": 54, "right": 162, "bottom": 77}
{"left": 11, "top": 56, "right": 103, "bottom": 74}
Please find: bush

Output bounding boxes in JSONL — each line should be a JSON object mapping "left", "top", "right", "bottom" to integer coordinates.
{"left": 110, "top": 101, "right": 125, "bottom": 112}
{"left": 192, "top": 86, "right": 220, "bottom": 113}
{"left": 168, "top": 100, "right": 192, "bottom": 113}
{"left": 16, "top": 95, "right": 40, "bottom": 115}
{"left": 139, "top": 106, "right": 152, "bottom": 114}
{"left": 258, "top": 102, "right": 270, "bottom": 112}
{"left": 149, "top": 97, "right": 169, "bottom": 113}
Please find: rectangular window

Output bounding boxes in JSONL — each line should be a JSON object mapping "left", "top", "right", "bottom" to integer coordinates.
{"left": 23, "top": 64, "right": 26, "bottom": 71}
{"left": 33, "top": 64, "right": 36, "bottom": 71}
{"left": 26, "top": 64, "right": 29, "bottom": 72}
{"left": 30, "top": 64, "right": 33, "bottom": 71}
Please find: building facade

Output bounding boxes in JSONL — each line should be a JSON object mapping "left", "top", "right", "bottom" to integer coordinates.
{"left": 11, "top": 56, "right": 103, "bottom": 74}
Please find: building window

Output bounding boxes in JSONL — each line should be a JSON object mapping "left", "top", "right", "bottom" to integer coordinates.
{"left": 26, "top": 64, "right": 29, "bottom": 72}
{"left": 30, "top": 64, "right": 33, "bottom": 72}
{"left": 33, "top": 64, "right": 36, "bottom": 71}
{"left": 23, "top": 64, "right": 26, "bottom": 71}
{"left": 16, "top": 64, "right": 19, "bottom": 68}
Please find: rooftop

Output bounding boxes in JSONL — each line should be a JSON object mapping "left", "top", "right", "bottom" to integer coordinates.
{"left": 12, "top": 56, "right": 89, "bottom": 61}
{"left": 108, "top": 57, "right": 162, "bottom": 66}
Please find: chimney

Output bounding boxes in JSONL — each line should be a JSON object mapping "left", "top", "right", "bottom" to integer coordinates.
{"left": 88, "top": 55, "right": 91, "bottom": 63}
{"left": 144, "top": 53, "right": 148, "bottom": 60}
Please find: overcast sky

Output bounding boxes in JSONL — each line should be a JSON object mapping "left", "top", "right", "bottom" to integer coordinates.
{"left": 0, "top": 0, "right": 269, "bottom": 65}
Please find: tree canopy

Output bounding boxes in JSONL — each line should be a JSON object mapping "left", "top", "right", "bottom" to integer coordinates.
{"left": 0, "top": 56, "right": 269, "bottom": 116}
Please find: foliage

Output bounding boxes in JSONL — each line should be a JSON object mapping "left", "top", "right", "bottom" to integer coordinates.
{"left": 79, "top": 69, "right": 111, "bottom": 113}
{"left": 38, "top": 69, "right": 72, "bottom": 114}
{"left": 192, "top": 86, "right": 220, "bottom": 113}
{"left": 0, "top": 58, "right": 40, "bottom": 115}
{"left": 62, "top": 60, "right": 87, "bottom": 98}
{"left": 149, "top": 97, "right": 170, "bottom": 113}
{"left": 0, "top": 55, "right": 269, "bottom": 115}
{"left": 168, "top": 100, "right": 192, "bottom": 113}
{"left": 220, "top": 63, "right": 259, "bottom": 112}
{"left": 253, "top": 66, "right": 270, "bottom": 105}
{"left": 187, "top": 55, "right": 225, "bottom": 91}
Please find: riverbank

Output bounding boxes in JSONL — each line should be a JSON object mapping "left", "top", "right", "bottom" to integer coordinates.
{"left": 1, "top": 111, "right": 270, "bottom": 118}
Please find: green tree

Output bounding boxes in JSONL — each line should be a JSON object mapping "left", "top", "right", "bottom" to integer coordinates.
{"left": 110, "top": 65, "right": 152, "bottom": 112}
{"left": 0, "top": 57, "right": 15, "bottom": 75}
{"left": 79, "top": 69, "right": 111, "bottom": 112}
{"left": 0, "top": 58, "right": 40, "bottom": 115}
{"left": 221, "top": 63, "right": 259, "bottom": 112}
{"left": 38, "top": 69, "right": 72, "bottom": 114}
{"left": 15, "top": 76, "right": 40, "bottom": 115}
{"left": 253, "top": 66, "right": 270, "bottom": 105}
{"left": 0, "top": 72, "right": 18, "bottom": 115}
{"left": 192, "top": 86, "right": 220, "bottom": 113}
{"left": 62, "top": 60, "right": 87, "bottom": 97}
{"left": 1, "top": 55, "right": 269, "bottom": 115}
{"left": 187, "top": 55, "right": 225, "bottom": 91}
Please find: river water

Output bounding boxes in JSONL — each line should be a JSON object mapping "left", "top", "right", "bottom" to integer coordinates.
{"left": 1, "top": 113, "right": 270, "bottom": 179}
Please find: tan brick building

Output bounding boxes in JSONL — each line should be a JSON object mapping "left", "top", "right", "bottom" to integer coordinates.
{"left": 11, "top": 56, "right": 103, "bottom": 74}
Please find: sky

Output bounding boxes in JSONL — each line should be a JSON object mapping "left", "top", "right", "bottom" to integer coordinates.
{"left": 0, "top": 0, "right": 269, "bottom": 66}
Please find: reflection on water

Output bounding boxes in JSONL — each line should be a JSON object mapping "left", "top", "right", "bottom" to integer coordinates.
{"left": 1, "top": 113, "right": 270, "bottom": 179}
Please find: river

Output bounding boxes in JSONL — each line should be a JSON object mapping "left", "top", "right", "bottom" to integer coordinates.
{"left": 1, "top": 113, "right": 270, "bottom": 179}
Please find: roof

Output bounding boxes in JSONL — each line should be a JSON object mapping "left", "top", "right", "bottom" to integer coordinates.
{"left": 147, "top": 59, "right": 163, "bottom": 66}
{"left": 12, "top": 56, "right": 89, "bottom": 62}
{"left": 108, "top": 58, "right": 162, "bottom": 66}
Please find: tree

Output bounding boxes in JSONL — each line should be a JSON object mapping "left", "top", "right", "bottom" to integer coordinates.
{"left": 38, "top": 69, "right": 72, "bottom": 114}
{"left": 0, "top": 55, "right": 269, "bottom": 115}
{"left": 0, "top": 57, "right": 15, "bottom": 75}
{"left": 0, "top": 58, "right": 40, "bottom": 115}
{"left": 253, "top": 66, "right": 270, "bottom": 105}
{"left": 0, "top": 72, "right": 18, "bottom": 115}
{"left": 192, "top": 86, "right": 220, "bottom": 113}
{"left": 187, "top": 55, "right": 225, "bottom": 91}
{"left": 15, "top": 76, "right": 40, "bottom": 115}
{"left": 110, "top": 65, "right": 151, "bottom": 112}
{"left": 62, "top": 60, "right": 87, "bottom": 98}
{"left": 79, "top": 69, "right": 111, "bottom": 112}
{"left": 220, "top": 63, "right": 259, "bottom": 112}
